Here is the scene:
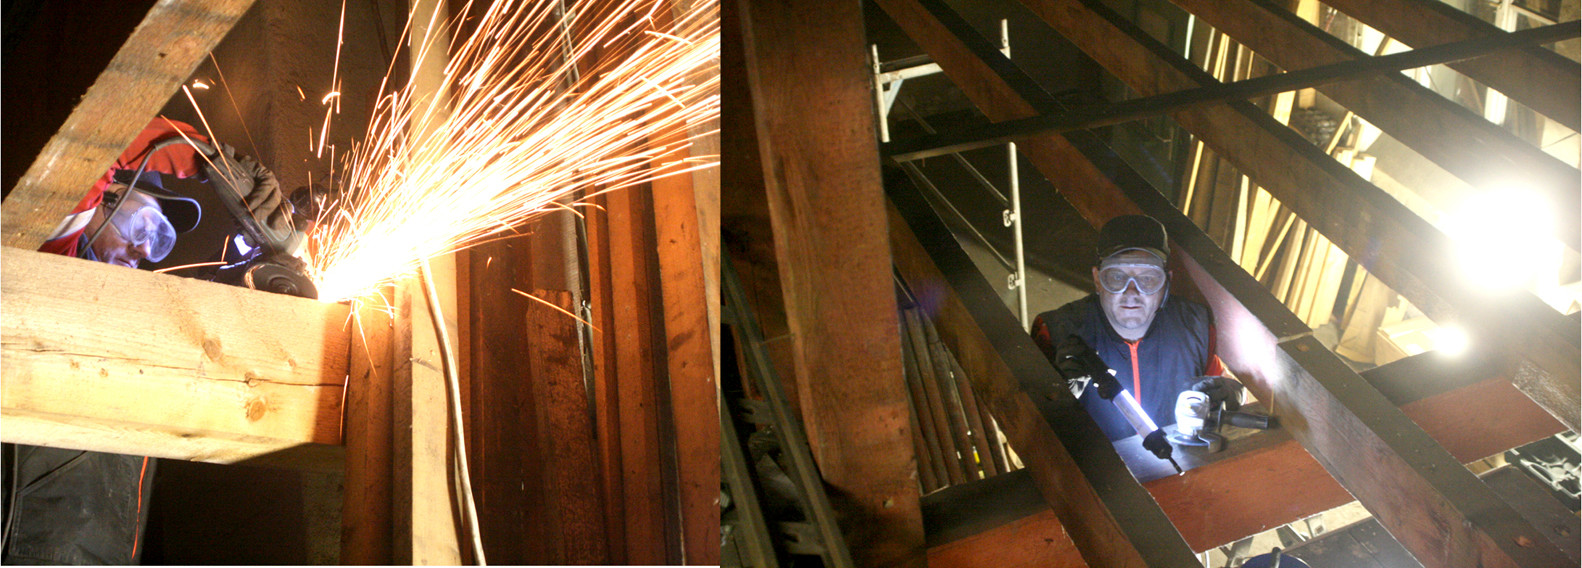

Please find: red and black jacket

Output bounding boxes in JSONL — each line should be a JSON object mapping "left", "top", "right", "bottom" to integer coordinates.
{"left": 1032, "top": 295, "right": 1224, "bottom": 441}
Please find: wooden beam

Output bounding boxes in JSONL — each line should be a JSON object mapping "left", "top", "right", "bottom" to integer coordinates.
{"left": 739, "top": 0, "right": 926, "bottom": 565}
{"left": 1019, "top": 0, "right": 1580, "bottom": 434}
{"left": 1323, "top": 0, "right": 1580, "bottom": 131}
{"left": 882, "top": 20, "right": 1580, "bottom": 164}
{"left": 342, "top": 292, "right": 397, "bottom": 564}
{"left": 950, "top": 359, "right": 1565, "bottom": 554}
{"left": 1166, "top": 0, "right": 1579, "bottom": 248}
{"left": 1, "top": 0, "right": 257, "bottom": 249}
{"left": 601, "top": 183, "right": 672, "bottom": 564}
{"left": 1147, "top": 436, "right": 1354, "bottom": 551}
{"left": 391, "top": 275, "right": 463, "bottom": 565}
{"left": 928, "top": 510, "right": 1083, "bottom": 568}
{"left": 527, "top": 289, "right": 608, "bottom": 563}
{"left": 887, "top": 186, "right": 1197, "bottom": 566}
{"left": 1, "top": 247, "right": 346, "bottom": 470}
{"left": 651, "top": 115, "right": 722, "bottom": 568}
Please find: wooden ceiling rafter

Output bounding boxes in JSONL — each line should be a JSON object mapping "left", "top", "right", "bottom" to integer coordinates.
{"left": 1323, "top": 0, "right": 1581, "bottom": 132}
{"left": 1169, "top": 0, "right": 1579, "bottom": 251}
{"left": 0, "top": 0, "right": 259, "bottom": 250}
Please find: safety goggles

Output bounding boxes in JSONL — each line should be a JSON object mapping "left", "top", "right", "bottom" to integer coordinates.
{"left": 1098, "top": 263, "right": 1167, "bottom": 295}
{"left": 101, "top": 200, "right": 177, "bottom": 262}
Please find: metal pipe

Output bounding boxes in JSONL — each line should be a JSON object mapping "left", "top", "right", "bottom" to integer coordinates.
{"left": 900, "top": 100, "right": 1009, "bottom": 206}
{"left": 1009, "top": 142, "right": 1027, "bottom": 325}
{"left": 902, "top": 163, "right": 1014, "bottom": 272}
{"left": 871, "top": 45, "right": 891, "bottom": 142}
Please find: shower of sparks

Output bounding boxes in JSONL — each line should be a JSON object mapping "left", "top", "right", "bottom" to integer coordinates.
{"left": 305, "top": 0, "right": 719, "bottom": 302}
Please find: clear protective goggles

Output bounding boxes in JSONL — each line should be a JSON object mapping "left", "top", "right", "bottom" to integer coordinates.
{"left": 101, "top": 199, "right": 177, "bottom": 262}
{"left": 1098, "top": 263, "right": 1167, "bottom": 295}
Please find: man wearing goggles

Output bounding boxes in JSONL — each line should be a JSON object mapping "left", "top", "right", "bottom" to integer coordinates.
{"left": 7, "top": 118, "right": 275, "bottom": 566}
{"left": 1031, "top": 215, "right": 1227, "bottom": 442}
{"left": 81, "top": 180, "right": 185, "bottom": 268}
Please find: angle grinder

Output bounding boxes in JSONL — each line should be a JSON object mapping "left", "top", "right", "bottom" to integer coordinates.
{"left": 1169, "top": 385, "right": 1275, "bottom": 452}
{"left": 139, "top": 138, "right": 319, "bottom": 299}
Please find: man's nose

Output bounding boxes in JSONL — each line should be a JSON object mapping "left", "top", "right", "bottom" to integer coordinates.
{"left": 129, "top": 241, "right": 152, "bottom": 261}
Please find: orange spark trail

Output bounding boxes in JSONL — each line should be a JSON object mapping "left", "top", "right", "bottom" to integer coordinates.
{"left": 306, "top": 0, "right": 719, "bottom": 303}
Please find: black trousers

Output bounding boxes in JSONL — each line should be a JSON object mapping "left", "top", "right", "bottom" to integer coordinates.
{"left": 2, "top": 444, "right": 155, "bottom": 565}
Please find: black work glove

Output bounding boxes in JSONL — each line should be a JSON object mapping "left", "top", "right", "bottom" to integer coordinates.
{"left": 1189, "top": 376, "right": 1244, "bottom": 412}
{"left": 1142, "top": 429, "right": 1174, "bottom": 461}
{"left": 1056, "top": 335, "right": 1121, "bottom": 400}
{"left": 204, "top": 142, "right": 292, "bottom": 241}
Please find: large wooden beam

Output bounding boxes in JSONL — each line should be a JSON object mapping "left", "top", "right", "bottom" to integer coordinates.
{"left": 1, "top": 0, "right": 257, "bottom": 249}
{"left": 1323, "top": 0, "right": 1581, "bottom": 131}
{"left": 1019, "top": 0, "right": 1580, "bottom": 434}
{"left": 1167, "top": 0, "right": 1578, "bottom": 248}
{"left": 887, "top": 187, "right": 1197, "bottom": 566}
{"left": 1, "top": 247, "right": 347, "bottom": 470}
{"left": 739, "top": 0, "right": 925, "bottom": 564}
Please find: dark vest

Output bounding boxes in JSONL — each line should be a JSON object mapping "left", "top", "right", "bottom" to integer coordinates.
{"left": 1032, "top": 294, "right": 1216, "bottom": 441}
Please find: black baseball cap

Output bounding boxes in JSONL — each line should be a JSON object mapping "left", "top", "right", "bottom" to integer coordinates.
{"left": 1096, "top": 214, "right": 1168, "bottom": 264}
{"left": 111, "top": 169, "right": 201, "bottom": 233}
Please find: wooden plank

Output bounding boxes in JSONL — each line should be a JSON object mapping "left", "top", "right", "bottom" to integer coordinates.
{"left": 949, "top": 357, "right": 1000, "bottom": 477}
{"left": 1, "top": 247, "right": 346, "bottom": 470}
{"left": 583, "top": 190, "right": 629, "bottom": 563}
{"left": 1401, "top": 376, "right": 1566, "bottom": 464}
{"left": 888, "top": 189, "right": 1196, "bottom": 566}
{"left": 973, "top": 365, "right": 1565, "bottom": 553}
{"left": 928, "top": 510, "right": 1084, "bottom": 568}
{"left": 1146, "top": 437, "right": 1354, "bottom": 552}
{"left": 1167, "top": 0, "right": 1580, "bottom": 249}
{"left": 907, "top": 308, "right": 969, "bottom": 485}
{"left": 1020, "top": 0, "right": 1581, "bottom": 432}
{"left": 527, "top": 289, "right": 608, "bottom": 563}
{"left": 651, "top": 136, "right": 722, "bottom": 566}
{"left": 882, "top": 22, "right": 1580, "bottom": 164}
{"left": 391, "top": 275, "right": 463, "bottom": 565}
{"left": 740, "top": 0, "right": 927, "bottom": 565}
{"left": 900, "top": 310, "right": 949, "bottom": 492}
{"left": 924, "top": 314, "right": 980, "bottom": 481}
{"left": 1, "top": 0, "right": 258, "bottom": 249}
{"left": 342, "top": 292, "right": 396, "bottom": 564}
{"left": 603, "top": 183, "right": 671, "bottom": 564}
{"left": 1323, "top": 0, "right": 1580, "bottom": 131}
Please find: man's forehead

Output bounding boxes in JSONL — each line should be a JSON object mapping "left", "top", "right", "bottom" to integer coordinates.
{"left": 1100, "top": 249, "right": 1165, "bottom": 268}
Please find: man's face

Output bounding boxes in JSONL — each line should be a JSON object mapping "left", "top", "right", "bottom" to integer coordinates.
{"left": 86, "top": 186, "right": 167, "bottom": 268}
{"left": 1093, "top": 250, "right": 1168, "bottom": 340}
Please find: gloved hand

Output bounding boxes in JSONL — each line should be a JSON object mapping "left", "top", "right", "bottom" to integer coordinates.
{"left": 1142, "top": 429, "right": 1174, "bottom": 461}
{"left": 1189, "top": 376, "right": 1244, "bottom": 412}
{"left": 203, "top": 142, "right": 292, "bottom": 242}
{"left": 1055, "top": 335, "right": 1121, "bottom": 400}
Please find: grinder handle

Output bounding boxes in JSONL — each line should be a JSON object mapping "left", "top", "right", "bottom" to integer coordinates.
{"left": 1221, "top": 410, "right": 1274, "bottom": 430}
